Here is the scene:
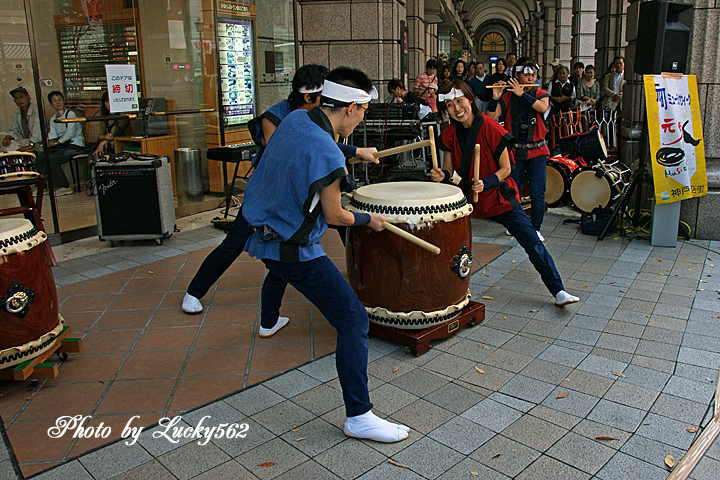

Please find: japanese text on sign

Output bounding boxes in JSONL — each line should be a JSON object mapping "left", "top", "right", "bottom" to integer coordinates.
{"left": 105, "top": 64, "right": 139, "bottom": 113}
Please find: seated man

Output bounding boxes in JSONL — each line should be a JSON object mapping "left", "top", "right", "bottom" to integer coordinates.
{"left": 387, "top": 78, "right": 420, "bottom": 105}
{"left": 46, "top": 91, "right": 86, "bottom": 196}
{"left": 243, "top": 66, "right": 410, "bottom": 443}
{"left": 2, "top": 86, "right": 42, "bottom": 154}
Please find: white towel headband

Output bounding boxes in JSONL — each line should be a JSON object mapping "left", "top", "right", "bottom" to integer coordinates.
{"left": 321, "top": 80, "right": 378, "bottom": 104}
{"left": 515, "top": 64, "right": 540, "bottom": 74}
{"left": 438, "top": 88, "right": 466, "bottom": 102}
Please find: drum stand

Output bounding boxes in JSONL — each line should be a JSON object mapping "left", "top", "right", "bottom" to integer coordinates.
{"left": 368, "top": 301, "right": 485, "bottom": 356}
{"left": 598, "top": 122, "right": 651, "bottom": 240}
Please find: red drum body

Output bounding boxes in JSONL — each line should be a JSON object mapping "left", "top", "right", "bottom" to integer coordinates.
{"left": 570, "top": 162, "right": 630, "bottom": 213}
{"left": 558, "top": 126, "right": 608, "bottom": 162}
{"left": 346, "top": 182, "right": 473, "bottom": 330}
{"left": 0, "top": 152, "right": 39, "bottom": 191}
{"left": 0, "top": 219, "right": 62, "bottom": 369}
{"left": 545, "top": 156, "right": 579, "bottom": 207}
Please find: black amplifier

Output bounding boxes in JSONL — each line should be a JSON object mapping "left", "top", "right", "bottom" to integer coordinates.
{"left": 207, "top": 142, "right": 258, "bottom": 163}
{"left": 91, "top": 158, "right": 175, "bottom": 246}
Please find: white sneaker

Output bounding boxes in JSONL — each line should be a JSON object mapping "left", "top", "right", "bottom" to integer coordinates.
{"left": 344, "top": 410, "right": 410, "bottom": 443}
{"left": 258, "top": 316, "right": 289, "bottom": 337}
{"left": 54, "top": 187, "right": 74, "bottom": 197}
{"left": 182, "top": 293, "right": 203, "bottom": 314}
{"left": 555, "top": 290, "right": 579, "bottom": 306}
{"left": 537, "top": 231, "right": 545, "bottom": 242}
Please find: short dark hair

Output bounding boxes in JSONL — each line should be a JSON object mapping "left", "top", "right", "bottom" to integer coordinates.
{"left": 513, "top": 57, "right": 539, "bottom": 78}
{"left": 556, "top": 65, "right": 569, "bottom": 75}
{"left": 100, "top": 90, "right": 110, "bottom": 116}
{"left": 613, "top": 55, "right": 625, "bottom": 62}
{"left": 436, "top": 79, "right": 479, "bottom": 122}
{"left": 387, "top": 78, "right": 405, "bottom": 93}
{"left": 289, "top": 64, "right": 329, "bottom": 109}
{"left": 425, "top": 59, "right": 438, "bottom": 70}
{"left": 573, "top": 62, "right": 585, "bottom": 69}
{"left": 320, "top": 66, "right": 373, "bottom": 111}
{"left": 47, "top": 90, "right": 64, "bottom": 103}
{"left": 585, "top": 64, "right": 595, "bottom": 72}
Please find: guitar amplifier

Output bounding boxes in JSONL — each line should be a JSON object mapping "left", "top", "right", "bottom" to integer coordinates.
{"left": 91, "top": 157, "right": 175, "bottom": 245}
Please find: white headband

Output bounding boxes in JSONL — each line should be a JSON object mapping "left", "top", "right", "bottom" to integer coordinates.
{"left": 321, "top": 80, "right": 378, "bottom": 104}
{"left": 516, "top": 64, "right": 539, "bottom": 74}
{"left": 438, "top": 88, "right": 465, "bottom": 103}
{"left": 298, "top": 85, "right": 323, "bottom": 94}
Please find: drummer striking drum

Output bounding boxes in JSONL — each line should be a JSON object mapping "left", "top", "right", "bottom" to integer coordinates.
{"left": 242, "top": 67, "right": 410, "bottom": 443}
{"left": 431, "top": 79, "right": 580, "bottom": 307}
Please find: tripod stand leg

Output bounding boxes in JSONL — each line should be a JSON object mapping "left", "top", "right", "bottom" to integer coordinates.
{"left": 598, "top": 170, "right": 641, "bottom": 241}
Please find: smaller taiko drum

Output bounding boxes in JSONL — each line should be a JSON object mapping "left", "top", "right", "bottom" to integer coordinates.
{"left": 0, "top": 152, "right": 39, "bottom": 191}
{"left": 570, "top": 161, "right": 630, "bottom": 213}
{"left": 0, "top": 219, "right": 63, "bottom": 370}
{"left": 346, "top": 182, "right": 474, "bottom": 329}
{"left": 545, "top": 156, "right": 579, "bottom": 207}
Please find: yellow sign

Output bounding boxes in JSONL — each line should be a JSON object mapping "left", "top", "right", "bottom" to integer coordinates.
{"left": 644, "top": 75, "right": 707, "bottom": 204}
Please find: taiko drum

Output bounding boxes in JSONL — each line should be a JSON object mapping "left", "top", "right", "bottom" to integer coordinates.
{"left": 0, "top": 218, "right": 62, "bottom": 369}
{"left": 346, "top": 182, "right": 473, "bottom": 330}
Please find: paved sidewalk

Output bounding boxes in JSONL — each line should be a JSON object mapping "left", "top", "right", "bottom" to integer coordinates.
{"left": 3, "top": 212, "right": 719, "bottom": 479}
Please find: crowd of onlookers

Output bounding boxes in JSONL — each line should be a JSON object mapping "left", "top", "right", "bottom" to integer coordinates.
{"left": 383, "top": 53, "right": 627, "bottom": 121}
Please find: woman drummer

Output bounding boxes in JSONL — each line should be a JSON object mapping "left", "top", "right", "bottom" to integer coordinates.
{"left": 430, "top": 79, "right": 579, "bottom": 307}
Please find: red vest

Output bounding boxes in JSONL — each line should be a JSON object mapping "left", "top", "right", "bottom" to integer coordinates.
{"left": 500, "top": 87, "right": 550, "bottom": 160}
{"left": 440, "top": 114, "right": 519, "bottom": 218}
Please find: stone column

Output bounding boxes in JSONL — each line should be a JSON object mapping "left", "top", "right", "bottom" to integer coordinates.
{"left": 542, "top": 3, "right": 556, "bottom": 83}
{"left": 529, "top": 14, "right": 539, "bottom": 61}
{"left": 295, "top": 0, "right": 406, "bottom": 92}
{"left": 594, "top": 0, "right": 626, "bottom": 74}
{"left": 571, "top": 0, "right": 597, "bottom": 67}
{"left": 405, "top": 0, "right": 425, "bottom": 82}
{"left": 554, "top": 0, "right": 573, "bottom": 65}
{"left": 535, "top": 12, "right": 545, "bottom": 65}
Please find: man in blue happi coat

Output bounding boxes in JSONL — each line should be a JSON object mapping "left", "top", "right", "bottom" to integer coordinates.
{"left": 242, "top": 67, "right": 410, "bottom": 443}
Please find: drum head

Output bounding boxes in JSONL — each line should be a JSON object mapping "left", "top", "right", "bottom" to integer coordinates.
{"left": 545, "top": 164, "right": 566, "bottom": 205}
{"left": 348, "top": 182, "right": 472, "bottom": 224}
{"left": 571, "top": 169, "right": 611, "bottom": 212}
{"left": 0, "top": 151, "right": 36, "bottom": 160}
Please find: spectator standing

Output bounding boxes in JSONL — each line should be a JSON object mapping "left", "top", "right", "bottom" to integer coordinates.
{"left": 468, "top": 62, "right": 477, "bottom": 79}
{"left": 46, "top": 91, "right": 85, "bottom": 196}
{"left": 576, "top": 64, "right": 600, "bottom": 112}
{"left": 570, "top": 62, "right": 584, "bottom": 86}
{"left": 505, "top": 53, "right": 517, "bottom": 75}
{"left": 426, "top": 82, "right": 438, "bottom": 113}
{"left": 549, "top": 65, "right": 576, "bottom": 113}
{"left": 487, "top": 58, "right": 509, "bottom": 86}
{"left": 544, "top": 58, "right": 561, "bottom": 89}
{"left": 600, "top": 56, "right": 625, "bottom": 111}
{"left": 468, "top": 61, "right": 490, "bottom": 112}
{"left": 413, "top": 59, "right": 438, "bottom": 105}
{"left": 438, "top": 65, "right": 453, "bottom": 88}
{"left": 450, "top": 60, "right": 467, "bottom": 82}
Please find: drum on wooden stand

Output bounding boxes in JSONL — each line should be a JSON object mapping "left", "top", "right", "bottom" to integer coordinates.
{"left": 346, "top": 182, "right": 473, "bottom": 329}
{"left": 570, "top": 161, "right": 630, "bottom": 213}
{"left": 545, "top": 156, "right": 579, "bottom": 207}
{"left": 0, "top": 152, "right": 40, "bottom": 191}
{"left": 0, "top": 219, "right": 63, "bottom": 370}
{"left": 558, "top": 126, "right": 608, "bottom": 163}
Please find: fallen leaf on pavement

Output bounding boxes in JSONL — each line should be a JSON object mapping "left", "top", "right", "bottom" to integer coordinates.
{"left": 481, "top": 296, "right": 495, "bottom": 300}
{"left": 295, "top": 438, "right": 306, "bottom": 442}
{"left": 392, "top": 367, "right": 399, "bottom": 373}
{"left": 530, "top": 309, "right": 538, "bottom": 313}
{"left": 557, "top": 392, "right": 569, "bottom": 399}
{"left": 475, "top": 367, "right": 485, "bottom": 374}
{"left": 665, "top": 454, "right": 675, "bottom": 468}
{"left": 687, "top": 428, "right": 697, "bottom": 433}
{"left": 611, "top": 372, "right": 625, "bottom": 377}
{"left": 257, "top": 462, "right": 276, "bottom": 467}
{"left": 491, "top": 453, "right": 502, "bottom": 459}
{"left": 388, "top": 459, "right": 410, "bottom": 469}
{"left": 595, "top": 436, "right": 618, "bottom": 441}
{"left": 478, "top": 344, "right": 489, "bottom": 349}
{"left": 471, "top": 472, "right": 478, "bottom": 476}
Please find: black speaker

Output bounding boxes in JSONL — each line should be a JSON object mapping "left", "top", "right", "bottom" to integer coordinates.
{"left": 634, "top": 0, "right": 693, "bottom": 75}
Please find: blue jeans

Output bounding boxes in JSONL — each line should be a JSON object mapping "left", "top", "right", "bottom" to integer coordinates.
{"left": 492, "top": 206, "right": 564, "bottom": 296}
{"left": 511, "top": 155, "right": 547, "bottom": 231}
{"left": 262, "top": 256, "right": 372, "bottom": 418}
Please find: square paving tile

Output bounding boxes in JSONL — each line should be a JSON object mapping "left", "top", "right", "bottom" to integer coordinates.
{"left": 595, "top": 451, "right": 668, "bottom": 480}
{"left": 435, "top": 457, "right": 511, "bottom": 480}
{"left": 619, "top": 434, "right": 687, "bottom": 472}
{"left": 390, "top": 399, "right": 455, "bottom": 435}
{"left": 250, "top": 400, "right": 315, "bottom": 436}
{"left": 427, "top": 416, "right": 494, "bottom": 454}
{"left": 314, "top": 439, "right": 386, "bottom": 479}
{"left": 461, "top": 398, "right": 524, "bottom": 433}
{"left": 470, "top": 434, "right": 541, "bottom": 478}
{"left": 367, "top": 383, "right": 418, "bottom": 416}
{"left": 587, "top": 399, "right": 646, "bottom": 433}
{"left": 389, "top": 368, "right": 450, "bottom": 398}
{"left": 279, "top": 418, "right": 345, "bottom": 458}
{"left": 391, "top": 437, "right": 465, "bottom": 480}
{"left": 423, "top": 382, "right": 485, "bottom": 415}
{"left": 516, "top": 455, "right": 591, "bottom": 480}
{"left": 236, "top": 437, "right": 310, "bottom": 479}
{"left": 546, "top": 431, "right": 615, "bottom": 475}
{"left": 501, "top": 414, "right": 567, "bottom": 452}
{"left": 157, "top": 440, "right": 231, "bottom": 480}
{"left": 498, "top": 374, "right": 555, "bottom": 404}
{"left": 635, "top": 413, "right": 695, "bottom": 450}
{"left": 603, "top": 381, "right": 660, "bottom": 411}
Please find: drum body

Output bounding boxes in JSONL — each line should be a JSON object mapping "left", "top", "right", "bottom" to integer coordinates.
{"left": 558, "top": 126, "right": 608, "bottom": 162}
{"left": 570, "top": 162, "right": 629, "bottom": 213}
{"left": 0, "top": 219, "right": 62, "bottom": 369}
{"left": 346, "top": 182, "right": 473, "bottom": 329}
{"left": 545, "top": 156, "right": 578, "bottom": 207}
{"left": 0, "top": 152, "right": 39, "bottom": 191}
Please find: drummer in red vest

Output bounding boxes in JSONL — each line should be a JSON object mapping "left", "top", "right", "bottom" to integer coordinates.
{"left": 486, "top": 57, "right": 550, "bottom": 241}
{"left": 430, "top": 79, "right": 579, "bottom": 307}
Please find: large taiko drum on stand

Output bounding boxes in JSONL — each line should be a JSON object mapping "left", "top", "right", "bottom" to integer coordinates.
{"left": 545, "top": 156, "right": 579, "bottom": 207}
{"left": 346, "top": 182, "right": 474, "bottom": 329}
{"left": 0, "top": 152, "right": 39, "bottom": 191}
{"left": 570, "top": 161, "right": 630, "bottom": 213}
{"left": 0, "top": 219, "right": 63, "bottom": 370}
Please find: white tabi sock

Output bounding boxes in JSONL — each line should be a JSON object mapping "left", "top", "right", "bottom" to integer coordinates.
{"left": 555, "top": 290, "right": 580, "bottom": 306}
{"left": 182, "top": 293, "right": 203, "bottom": 314}
{"left": 344, "top": 410, "right": 410, "bottom": 443}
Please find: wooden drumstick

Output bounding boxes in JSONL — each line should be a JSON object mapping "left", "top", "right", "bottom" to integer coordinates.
{"left": 473, "top": 144, "right": 480, "bottom": 203}
{"left": 428, "top": 125, "right": 438, "bottom": 171}
{"left": 347, "top": 138, "right": 433, "bottom": 164}
{"left": 381, "top": 222, "right": 441, "bottom": 255}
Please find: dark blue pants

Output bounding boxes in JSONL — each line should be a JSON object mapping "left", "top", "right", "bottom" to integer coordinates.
{"left": 262, "top": 256, "right": 373, "bottom": 418}
{"left": 511, "top": 155, "right": 547, "bottom": 231}
{"left": 187, "top": 209, "right": 286, "bottom": 328}
{"left": 492, "top": 206, "right": 564, "bottom": 296}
